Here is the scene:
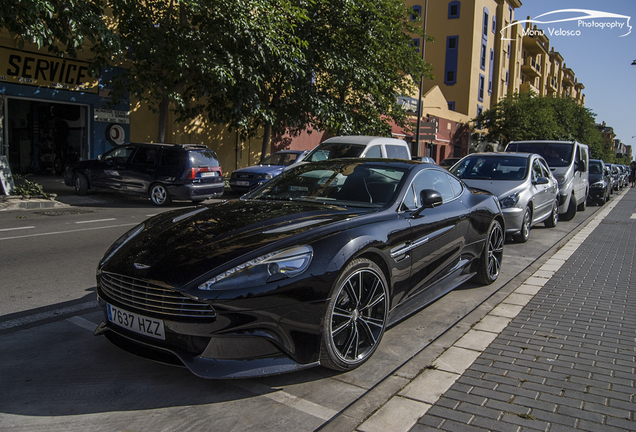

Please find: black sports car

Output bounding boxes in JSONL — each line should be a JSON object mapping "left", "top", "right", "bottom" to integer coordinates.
{"left": 95, "top": 159, "right": 504, "bottom": 378}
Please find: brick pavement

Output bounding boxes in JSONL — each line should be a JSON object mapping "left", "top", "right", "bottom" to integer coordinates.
{"left": 407, "top": 189, "right": 636, "bottom": 431}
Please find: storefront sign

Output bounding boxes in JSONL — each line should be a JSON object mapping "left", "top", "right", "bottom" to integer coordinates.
{"left": 94, "top": 109, "right": 130, "bottom": 124}
{"left": 0, "top": 47, "right": 98, "bottom": 93}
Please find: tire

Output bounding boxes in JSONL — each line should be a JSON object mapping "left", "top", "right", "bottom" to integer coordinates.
{"left": 475, "top": 220, "right": 504, "bottom": 285}
{"left": 577, "top": 193, "right": 587, "bottom": 211}
{"left": 544, "top": 199, "right": 559, "bottom": 228}
{"left": 73, "top": 173, "right": 88, "bottom": 196}
{"left": 561, "top": 195, "right": 577, "bottom": 221}
{"left": 320, "top": 258, "right": 388, "bottom": 372}
{"left": 513, "top": 207, "right": 531, "bottom": 243}
{"left": 149, "top": 183, "right": 171, "bottom": 206}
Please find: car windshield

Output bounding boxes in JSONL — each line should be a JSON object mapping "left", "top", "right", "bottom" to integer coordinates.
{"left": 304, "top": 143, "right": 366, "bottom": 162}
{"left": 261, "top": 152, "right": 300, "bottom": 166}
{"left": 243, "top": 161, "right": 407, "bottom": 208}
{"left": 451, "top": 156, "right": 528, "bottom": 180}
{"left": 506, "top": 143, "right": 573, "bottom": 167}
{"left": 189, "top": 150, "right": 220, "bottom": 167}
{"left": 589, "top": 161, "right": 602, "bottom": 175}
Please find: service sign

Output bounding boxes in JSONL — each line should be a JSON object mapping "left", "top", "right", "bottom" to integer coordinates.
{"left": 0, "top": 47, "right": 98, "bottom": 93}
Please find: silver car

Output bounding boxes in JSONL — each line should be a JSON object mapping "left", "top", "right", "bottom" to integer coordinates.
{"left": 451, "top": 153, "right": 559, "bottom": 242}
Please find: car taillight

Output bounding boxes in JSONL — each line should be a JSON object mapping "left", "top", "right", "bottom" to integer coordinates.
{"left": 187, "top": 167, "right": 222, "bottom": 179}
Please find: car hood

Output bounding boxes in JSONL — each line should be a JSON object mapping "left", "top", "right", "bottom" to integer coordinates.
{"left": 460, "top": 179, "right": 528, "bottom": 199}
{"left": 100, "top": 199, "right": 373, "bottom": 288}
{"left": 589, "top": 173, "right": 604, "bottom": 183}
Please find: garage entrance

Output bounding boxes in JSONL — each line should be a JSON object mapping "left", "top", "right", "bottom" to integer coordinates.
{"left": 5, "top": 98, "right": 88, "bottom": 175}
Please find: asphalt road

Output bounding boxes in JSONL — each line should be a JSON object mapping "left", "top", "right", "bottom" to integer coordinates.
{"left": 0, "top": 179, "right": 604, "bottom": 432}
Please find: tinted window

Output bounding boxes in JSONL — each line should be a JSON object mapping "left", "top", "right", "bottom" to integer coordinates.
{"left": 103, "top": 146, "right": 134, "bottom": 163}
{"left": 589, "top": 161, "right": 602, "bottom": 175}
{"left": 189, "top": 150, "right": 220, "bottom": 167}
{"left": 305, "top": 143, "right": 366, "bottom": 161}
{"left": 160, "top": 149, "right": 187, "bottom": 167}
{"left": 131, "top": 147, "right": 158, "bottom": 166}
{"left": 261, "top": 152, "right": 300, "bottom": 166}
{"left": 386, "top": 145, "right": 410, "bottom": 160}
{"left": 407, "top": 169, "right": 455, "bottom": 209}
{"left": 447, "top": 173, "right": 463, "bottom": 197}
{"left": 506, "top": 142, "right": 574, "bottom": 167}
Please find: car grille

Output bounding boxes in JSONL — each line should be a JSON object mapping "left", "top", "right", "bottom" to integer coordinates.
{"left": 235, "top": 173, "right": 254, "bottom": 179}
{"left": 99, "top": 272, "right": 215, "bottom": 319}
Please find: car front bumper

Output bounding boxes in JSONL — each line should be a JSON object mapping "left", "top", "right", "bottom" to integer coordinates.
{"left": 501, "top": 206, "right": 524, "bottom": 235}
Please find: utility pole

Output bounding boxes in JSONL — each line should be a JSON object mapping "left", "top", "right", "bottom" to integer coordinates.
{"left": 414, "top": 0, "right": 428, "bottom": 158}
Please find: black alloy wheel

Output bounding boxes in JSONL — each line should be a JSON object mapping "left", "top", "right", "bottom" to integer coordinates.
{"left": 320, "top": 259, "right": 388, "bottom": 371}
{"left": 475, "top": 220, "right": 504, "bottom": 285}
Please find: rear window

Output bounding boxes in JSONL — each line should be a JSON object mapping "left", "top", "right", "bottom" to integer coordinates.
{"left": 506, "top": 142, "right": 574, "bottom": 168}
{"left": 160, "top": 149, "right": 187, "bottom": 167}
{"left": 189, "top": 150, "right": 220, "bottom": 167}
{"left": 386, "top": 144, "right": 410, "bottom": 160}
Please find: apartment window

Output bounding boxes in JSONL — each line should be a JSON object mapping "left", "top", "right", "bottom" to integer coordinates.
{"left": 506, "top": 71, "right": 509, "bottom": 84}
{"left": 492, "top": 16, "right": 496, "bottom": 33}
{"left": 411, "top": 5, "right": 422, "bottom": 21}
{"left": 507, "top": 43, "right": 511, "bottom": 58}
{"left": 448, "top": 1, "right": 460, "bottom": 19}
{"left": 488, "top": 49, "right": 494, "bottom": 94}
{"left": 483, "top": 8, "right": 489, "bottom": 38}
{"left": 447, "top": 101, "right": 456, "bottom": 111}
{"left": 412, "top": 38, "right": 420, "bottom": 53}
{"left": 480, "top": 43, "right": 487, "bottom": 70}
{"left": 478, "top": 74, "right": 485, "bottom": 101}
{"left": 509, "top": 5, "right": 513, "bottom": 21}
{"left": 476, "top": 105, "right": 483, "bottom": 128}
{"left": 444, "top": 36, "right": 459, "bottom": 85}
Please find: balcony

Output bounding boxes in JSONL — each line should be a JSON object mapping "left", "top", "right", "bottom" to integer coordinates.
{"left": 547, "top": 76, "right": 558, "bottom": 93}
{"left": 522, "top": 56, "right": 541, "bottom": 78}
{"left": 520, "top": 81, "right": 539, "bottom": 94}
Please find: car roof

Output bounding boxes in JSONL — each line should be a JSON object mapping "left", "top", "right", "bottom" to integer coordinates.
{"left": 463, "top": 152, "right": 537, "bottom": 159}
{"left": 319, "top": 136, "right": 409, "bottom": 146}
{"left": 128, "top": 142, "right": 210, "bottom": 151}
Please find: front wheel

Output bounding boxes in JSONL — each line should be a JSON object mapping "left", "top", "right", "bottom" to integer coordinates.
{"left": 513, "top": 207, "right": 531, "bottom": 243}
{"left": 577, "top": 193, "right": 587, "bottom": 211}
{"left": 73, "top": 173, "right": 88, "bottom": 196}
{"left": 320, "top": 259, "right": 388, "bottom": 371}
{"left": 544, "top": 199, "right": 559, "bottom": 228}
{"left": 475, "top": 220, "right": 504, "bottom": 285}
{"left": 561, "top": 195, "right": 577, "bottom": 221}
{"left": 149, "top": 183, "right": 171, "bottom": 206}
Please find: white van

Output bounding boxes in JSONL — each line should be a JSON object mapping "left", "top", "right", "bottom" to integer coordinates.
{"left": 302, "top": 136, "right": 412, "bottom": 162}
{"left": 505, "top": 140, "right": 589, "bottom": 220}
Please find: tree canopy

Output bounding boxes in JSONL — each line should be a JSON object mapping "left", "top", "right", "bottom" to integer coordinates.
{"left": 473, "top": 92, "right": 621, "bottom": 161}
{"left": 1, "top": 0, "right": 433, "bottom": 161}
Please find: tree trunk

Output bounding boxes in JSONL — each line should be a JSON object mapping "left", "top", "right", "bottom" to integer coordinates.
{"left": 157, "top": 97, "right": 169, "bottom": 143}
{"left": 260, "top": 121, "right": 272, "bottom": 163}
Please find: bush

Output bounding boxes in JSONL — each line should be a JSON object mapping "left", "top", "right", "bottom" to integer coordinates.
{"left": 13, "top": 176, "right": 47, "bottom": 197}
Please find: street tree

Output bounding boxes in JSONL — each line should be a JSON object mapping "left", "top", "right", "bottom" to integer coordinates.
{"left": 474, "top": 92, "right": 606, "bottom": 158}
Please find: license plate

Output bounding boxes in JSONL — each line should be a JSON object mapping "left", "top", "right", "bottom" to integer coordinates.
{"left": 107, "top": 303, "right": 165, "bottom": 340}
{"left": 201, "top": 171, "right": 217, "bottom": 177}
{"left": 236, "top": 180, "right": 250, "bottom": 186}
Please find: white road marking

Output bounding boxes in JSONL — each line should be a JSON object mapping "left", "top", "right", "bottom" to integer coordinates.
{"left": 0, "top": 226, "right": 35, "bottom": 232}
{"left": 0, "top": 301, "right": 98, "bottom": 330}
{"left": 233, "top": 380, "right": 338, "bottom": 421}
{"left": 66, "top": 316, "right": 99, "bottom": 332}
{"left": 631, "top": 213, "right": 636, "bottom": 219}
{"left": 0, "top": 222, "right": 138, "bottom": 241}
{"left": 75, "top": 218, "right": 117, "bottom": 224}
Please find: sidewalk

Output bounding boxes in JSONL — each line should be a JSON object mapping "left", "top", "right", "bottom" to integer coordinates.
{"left": 352, "top": 188, "right": 636, "bottom": 432}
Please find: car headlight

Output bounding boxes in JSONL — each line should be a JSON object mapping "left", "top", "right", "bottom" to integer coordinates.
{"left": 255, "top": 173, "right": 274, "bottom": 180}
{"left": 198, "top": 245, "right": 313, "bottom": 290}
{"left": 100, "top": 224, "right": 145, "bottom": 266}
{"left": 498, "top": 193, "right": 520, "bottom": 209}
{"left": 591, "top": 180, "right": 605, "bottom": 188}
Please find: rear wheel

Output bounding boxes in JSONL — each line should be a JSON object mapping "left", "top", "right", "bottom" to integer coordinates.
{"left": 577, "top": 193, "right": 587, "bottom": 211}
{"left": 320, "top": 258, "right": 388, "bottom": 371}
{"left": 73, "top": 173, "right": 88, "bottom": 196}
{"left": 149, "top": 183, "right": 171, "bottom": 206}
{"left": 513, "top": 207, "right": 531, "bottom": 243}
{"left": 544, "top": 199, "right": 559, "bottom": 228}
{"left": 475, "top": 220, "right": 504, "bottom": 285}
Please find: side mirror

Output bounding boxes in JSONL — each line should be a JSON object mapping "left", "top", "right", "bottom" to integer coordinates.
{"left": 97, "top": 154, "right": 103, "bottom": 161}
{"left": 420, "top": 189, "right": 443, "bottom": 209}
{"left": 534, "top": 177, "right": 549, "bottom": 185}
{"left": 575, "top": 160, "right": 585, "bottom": 172}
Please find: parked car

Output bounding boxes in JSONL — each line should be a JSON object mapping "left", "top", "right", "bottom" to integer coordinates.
{"left": 94, "top": 159, "right": 504, "bottom": 378}
{"left": 301, "top": 136, "right": 411, "bottom": 162}
{"left": 439, "top": 157, "right": 461, "bottom": 170}
{"left": 607, "top": 164, "right": 623, "bottom": 192}
{"left": 451, "top": 152, "right": 558, "bottom": 242}
{"left": 229, "top": 150, "right": 306, "bottom": 193}
{"left": 505, "top": 140, "right": 589, "bottom": 221}
{"left": 587, "top": 159, "right": 611, "bottom": 205}
{"left": 64, "top": 143, "right": 224, "bottom": 206}
{"left": 412, "top": 156, "right": 436, "bottom": 164}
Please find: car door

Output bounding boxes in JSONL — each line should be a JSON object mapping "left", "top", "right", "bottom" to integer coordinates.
{"left": 91, "top": 145, "right": 134, "bottom": 191}
{"left": 125, "top": 146, "right": 160, "bottom": 195}
{"left": 530, "top": 157, "right": 552, "bottom": 222}
{"left": 398, "top": 169, "right": 470, "bottom": 303}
